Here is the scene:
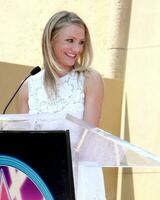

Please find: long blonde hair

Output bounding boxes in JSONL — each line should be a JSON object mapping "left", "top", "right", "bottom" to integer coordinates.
{"left": 42, "top": 10, "right": 93, "bottom": 97}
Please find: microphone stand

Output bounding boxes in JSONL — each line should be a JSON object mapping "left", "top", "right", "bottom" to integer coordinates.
{"left": 2, "top": 75, "right": 31, "bottom": 114}
{"left": 1, "top": 66, "right": 41, "bottom": 130}
{"left": 2, "top": 66, "right": 41, "bottom": 114}
{"left": 1, "top": 77, "right": 30, "bottom": 127}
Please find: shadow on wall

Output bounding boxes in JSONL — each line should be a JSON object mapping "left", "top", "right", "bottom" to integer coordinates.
{"left": 120, "top": 96, "right": 135, "bottom": 200}
{"left": 100, "top": 78, "right": 124, "bottom": 200}
{"left": 101, "top": 90, "right": 135, "bottom": 200}
{"left": 0, "top": 61, "right": 33, "bottom": 114}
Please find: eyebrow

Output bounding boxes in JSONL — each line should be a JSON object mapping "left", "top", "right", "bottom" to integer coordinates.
{"left": 65, "top": 35, "right": 85, "bottom": 40}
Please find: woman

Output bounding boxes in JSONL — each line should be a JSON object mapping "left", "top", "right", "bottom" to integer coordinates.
{"left": 18, "top": 10, "right": 106, "bottom": 199}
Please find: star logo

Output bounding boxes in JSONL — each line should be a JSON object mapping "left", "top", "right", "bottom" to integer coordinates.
{"left": 0, "top": 169, "right": 12, "bottom": 200}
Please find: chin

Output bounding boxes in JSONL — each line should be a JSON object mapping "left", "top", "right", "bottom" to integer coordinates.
{"left": 64, "top": 62, "right": 76, "bottom": 68}
{"left": 61, "top": 65, "right": 73, "bottom": 71}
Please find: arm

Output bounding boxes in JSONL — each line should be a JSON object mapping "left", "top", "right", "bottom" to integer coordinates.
{"left": 18, "top": 81, "right": 29, "bottom": 113}
{"left": 83, "top": 70, "right": 104, "bottom": 127}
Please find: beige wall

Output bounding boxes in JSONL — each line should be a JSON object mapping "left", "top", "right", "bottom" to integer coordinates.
{"left": 119, "top": 0, "right": 160, "bottom": 199}
{"left": 105, "top": 0, "right": 132, "bottom": 79}
{"left": 100, "top": 78, "right": 123, "bottom": 200}
{"left": 0, "top": 62, "right": 33, "bottom": 114}
{"left": 0, "top": 0, "right": 110, "bottom": 75}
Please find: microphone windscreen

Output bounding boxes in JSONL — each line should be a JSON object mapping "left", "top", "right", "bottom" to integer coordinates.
{"left": 30, "top": 66, "right": 41, "bottom": 75}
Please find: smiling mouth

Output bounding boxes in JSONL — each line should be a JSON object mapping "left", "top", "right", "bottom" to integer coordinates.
{"left": 65, "top": 53, "right": 77, "bottom": 59}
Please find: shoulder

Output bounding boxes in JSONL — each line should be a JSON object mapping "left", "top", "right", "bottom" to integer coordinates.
{"left": 84, "top": 69, "right": 104, "bottom": 93}
{"left": 83, "top": 69, "right": 104, "bottom": 126}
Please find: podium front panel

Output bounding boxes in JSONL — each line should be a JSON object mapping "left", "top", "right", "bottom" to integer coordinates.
{"left": 0, "top": 130, "right": 75, "bottom": 200}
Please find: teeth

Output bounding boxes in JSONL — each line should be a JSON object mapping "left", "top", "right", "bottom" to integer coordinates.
{"left": 66, "top": 53, "right": 76, "bottom": 58}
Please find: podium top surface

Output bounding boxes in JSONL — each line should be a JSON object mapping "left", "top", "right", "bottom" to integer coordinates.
{"left": 1, "top": 113, "right": 160, "bottom": 167}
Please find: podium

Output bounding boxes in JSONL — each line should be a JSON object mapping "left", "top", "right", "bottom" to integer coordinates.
{"left": 0, "top": 113, "right": 160, "bottom": 200}
{"left": 65, "top": 114, "right": 160, "bottom": 167}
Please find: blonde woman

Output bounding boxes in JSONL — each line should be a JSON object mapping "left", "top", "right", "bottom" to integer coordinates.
{"left": 19, "top": 11, "right": 106, "bottom": 199}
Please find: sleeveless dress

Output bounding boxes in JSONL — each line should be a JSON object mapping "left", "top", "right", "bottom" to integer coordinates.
{"left": 28, "top": 69, "right": 106, "bottom": 200}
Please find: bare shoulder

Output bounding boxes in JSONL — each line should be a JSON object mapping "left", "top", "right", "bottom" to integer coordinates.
{"left": 83, "top": 69, "right": 104, "bottom": 126}
{"left": 84, "top": 69, "right": 104, "bottom": 92}
{"left": 85, "top": 68, "right": 102, "bottom": 80}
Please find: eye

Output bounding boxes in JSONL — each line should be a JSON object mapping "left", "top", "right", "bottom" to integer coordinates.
{"left": 79, "top": 40, "right": 85, "bottom": 45}
{"left": 66, "top": 39, "right": 74, "bottom": 43}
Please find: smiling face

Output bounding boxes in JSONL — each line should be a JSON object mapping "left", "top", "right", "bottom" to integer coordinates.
{"left": 52, "top": 24, "right": 85, "bottom": 73}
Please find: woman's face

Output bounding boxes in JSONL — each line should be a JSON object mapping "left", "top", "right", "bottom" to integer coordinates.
{"left": 52, "top": 24, "right": 85, "bottom": 72}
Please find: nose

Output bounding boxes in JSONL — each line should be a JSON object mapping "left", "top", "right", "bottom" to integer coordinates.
{"left": 72, "top": 43, "right": 82, "bottom": 53}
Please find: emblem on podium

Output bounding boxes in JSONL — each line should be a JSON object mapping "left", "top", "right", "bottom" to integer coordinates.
{"left": 0, "top": 155, "right": 54, "bottom": 200}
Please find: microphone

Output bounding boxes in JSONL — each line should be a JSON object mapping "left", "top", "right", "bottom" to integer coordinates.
{"left": 2, "top": 66, "right": 41, "bottom": 114}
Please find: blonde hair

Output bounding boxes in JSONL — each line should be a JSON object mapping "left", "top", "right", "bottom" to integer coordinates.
{"left": 42, "top": 10, "right": 93, "bottom": 97}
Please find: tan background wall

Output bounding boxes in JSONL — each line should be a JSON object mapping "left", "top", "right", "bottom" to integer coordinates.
{"left": 0, "top": 62, "right": 32, "bottom": 114}
{"left": 119, "top": 0, "right": 160, "bottom": 199}
{"left": 101, "top": 78, "right": 123, "bottom": 200}
{"left": 0, "top": 0, "right": 110, "bottom": 75}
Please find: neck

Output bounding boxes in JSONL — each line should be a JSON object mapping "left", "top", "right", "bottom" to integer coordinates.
{"left": 57, "top": 67, "right": 74, "bottom": 78}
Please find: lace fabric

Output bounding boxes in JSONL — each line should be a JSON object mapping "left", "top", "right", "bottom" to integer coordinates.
{"left": 28, "top": 70, "right": 84, "bottom": 119}
{"left": 28, "top": 69, "right": 106, "bottom": 200}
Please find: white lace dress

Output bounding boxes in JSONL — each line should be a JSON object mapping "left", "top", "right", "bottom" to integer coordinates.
{"left": 28, "top": 69, "right": 106, "bottom": 200}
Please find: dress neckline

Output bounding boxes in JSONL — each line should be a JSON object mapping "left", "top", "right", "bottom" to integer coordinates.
{"left": 41, "top": 69, "right": 76, "bottom": 81}
{"left": 58, "top": 69, "right": 75, "bottom": 80}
